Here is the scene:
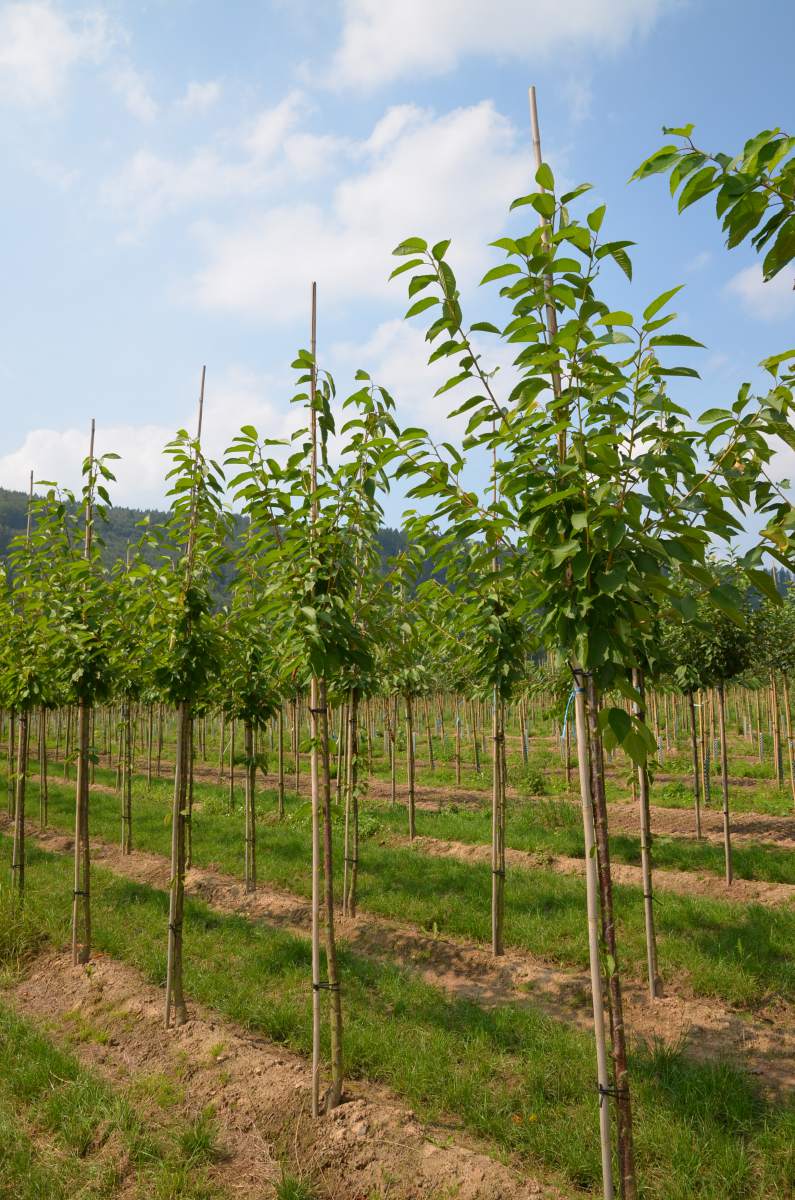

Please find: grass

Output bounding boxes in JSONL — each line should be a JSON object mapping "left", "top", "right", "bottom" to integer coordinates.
{"left": 0, "top": 1000, "right": 225, "bottom": 1200}
{"left": 13, "top": 769, "right": 795, "bottom": 1009}
{"left": 4, "top": 834, "right": 795, "bottom": 1199}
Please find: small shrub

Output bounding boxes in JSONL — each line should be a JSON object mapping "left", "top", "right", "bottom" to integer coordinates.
{"left": 509, "top": 765, "right": 547, "bottom": 797}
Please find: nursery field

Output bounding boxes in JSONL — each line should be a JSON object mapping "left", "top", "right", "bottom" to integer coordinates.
{"left": 2, "top": 692, "right": 795, "bottom": 1200}
{"left": 1, "top": 108, "right": 794, "bottom": 1200}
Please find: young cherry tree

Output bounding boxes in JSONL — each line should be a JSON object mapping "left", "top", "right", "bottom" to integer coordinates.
{"left": 149, "top": 377, "right": 229, "bottom": 1028}
{"left": 380, "top": 128, "right": 791, "bottom": 1194}
{"left": 227, "top": 308, "right": 393, "bottom": 1117}
{"left": 33, "top": 435, "right": 118, "bottom": 963}
{"left": 1, "top": 477, "right": 51, "bottom": 896}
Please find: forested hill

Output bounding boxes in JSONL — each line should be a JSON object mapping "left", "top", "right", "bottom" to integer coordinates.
{"left": 0, "top": 486, "right": 410, "bottom": 573}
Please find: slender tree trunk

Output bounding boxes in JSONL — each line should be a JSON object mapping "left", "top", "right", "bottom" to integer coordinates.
{"left": 244, "top": 719, "right": 256, "bottom": 893}
{"left": 228, "top": 717, "right": 235, "bottom": 811}
{"left": 571, "top": 671, "right": 614, "bottom": 1200}
{"left": 390, "top": 695, "right": 397, "bottom": 805}
{"left": 121, "top": 698, "right": 133, "bottom": 854}
{"left": 343, "top": 689, "right": 359, "bottom": 917}
{"left": 38, "top": 705, "right": 48, "bottom": 829}
{"left": 782, "top": 673, "right": 795, "bottom": 810}
{"left": 71, "top": 698, "right": 92, "bottom": 966}
{"left": 11, "top": 710, "right": 29, "bottom": 895}
{"left": 632, "top": 669, "right": 661, "bottom": 999}
{"left": 586, "top": 675, "right": 637, "bottom": 1200}
{"left": 405, "top": 693, "right": 416, "bottom": 840}
{"left": 156, "top": 703, "right": 164, "bottom": 779}
{"left": 454, "top": 696, "right": 462, "bottom": 785}
{"left": 217, "top": 709, "right": 225, "bottom": 784}
{"left": 165, "top": 700, "right": 190, "bottom": 1027}
{"left": 687, "top": 692, "right": 702, "bottom": 839}
{"left": 491, "top": 693, "right": 505, "bottom": 956}
{"left": 424, "top": 698, "right": 435, "bottom": 771}
{"left": 277, "top": 706, "right": 285, "bottom": 818}
{"left": 771, "top": 672, "right": 784, "bottom": 788}
{"left": 717, "top": 683, "right": 733, "bottom": 885}
{"left": 63, "top": 705, "right": 71, "bottom": 781}
{"left": 146, "top": 704, "right": 153, "bottom": 787}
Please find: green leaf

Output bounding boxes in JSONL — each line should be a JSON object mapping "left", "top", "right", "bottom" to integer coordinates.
{"left": 405, "top": 296, "right": 439, "bottom": 319}
{"left": 480, "top": 263, "right": 522, "bottom": 285}
{"left": 599, "top": 311, "right": 634, "bottom": 327}
{"left": 393, "top": 237, "right": 428, "bottom": 256}
{"left": 587, "top": 204, "right": 606, "bottom": 233}
{"left": 643, "top": 284, "right": 683, "bottom": 322}
{"left": 535, "top": 162, "right": 554, "bottom": 191}
{"left": 677, "top": 165, "right": 718, "bottom": 212}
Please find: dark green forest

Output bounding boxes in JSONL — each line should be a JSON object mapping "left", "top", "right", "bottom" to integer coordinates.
{"left": 0, "top": 485, "right": 411, "bottom": 575}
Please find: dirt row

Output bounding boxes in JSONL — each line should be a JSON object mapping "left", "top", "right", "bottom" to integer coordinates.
{"left": 406, "top": 835, "right": 795, "bottom": 909}
{"left": 7, "top": 951, "right": 555, "bottom": 1200}
{"left": 14, "top": 820, "right": 795, "bottom": 1095}
{"left": 30, "top": 768, "right": 795, "bottom": 901}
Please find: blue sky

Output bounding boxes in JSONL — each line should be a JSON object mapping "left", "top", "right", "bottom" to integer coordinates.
{"left": 0, "top": 0, "right": 793, "bottom": 517}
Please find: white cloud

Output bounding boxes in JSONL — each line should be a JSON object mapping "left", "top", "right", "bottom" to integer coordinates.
{"left": 177, "top": 79, "right": 222, "bottom": 115}
{"left": 0, "top": 1, "right": 111, "bottom": 106}
{"left": 103, "top": 90, "right": 346, "bottom": 233}
{"left": 331, "top": 317, "right": 520, "bottom": 439}
{"left": 686, "top": 250, "right": 711, "bottom": 273}
{"left": 243, "top": 89, "right": 306, "bottom": 159}
{"left": 190, "top": 101, "right": 530, "bottom": 321}
{"left": 562, "top": 76, "right": 593, "bottom": 125}
{"left": 0, "top": 368, "right": 298, "bottom": 508}
{"left": 725, "top": 264, "right": 795, "bottom": 322}
{"left": 108, "top": 63, "right": 157, "bottom": 122}
{"left": 328, "top": 0, "right": 667, "bottom": 89}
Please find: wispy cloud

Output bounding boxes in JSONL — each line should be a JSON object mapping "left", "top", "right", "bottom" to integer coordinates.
{"left": 725, "top": 264, "right": 795, "bottom": 322}
{"left": 326, "top": 0, "right": 669, "bottom": 89}
{"left": 0, "top": 1, "right": 112, "bottom": 107}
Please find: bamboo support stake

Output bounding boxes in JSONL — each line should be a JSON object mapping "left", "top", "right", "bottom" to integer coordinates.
{"left": 165, "top": 371, "right": 204, "bottom": 1028}
{"left": 572, "top": 674, "right": 614, "bottom": 1200}
{"left": 72, "top": 421, "right": 95, "bottom": 966}
{"left": 632, "top": 669, "right": 661, "bottom": 999}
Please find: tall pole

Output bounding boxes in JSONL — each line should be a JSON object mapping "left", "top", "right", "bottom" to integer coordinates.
{"left": 72, "top": 419, "right": 95, "bottom": 965}
{"left": 309, "top": 283, "right": 322, "bottom": 1117}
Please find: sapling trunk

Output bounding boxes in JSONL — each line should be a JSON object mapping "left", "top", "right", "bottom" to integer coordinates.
{"left": 405, "top": 693, "right": 416, "bottom": 840}
{"left": 165, "top": 699, "right": 190, "bottom": 1027}
{"left": 491, "top": 693, "right": 505, "bottom": 956}
{"left": 146, "top": 704, "right": 153, "bottom": 787}
{"left": 717, "top": 683, "right": 733, "bottom": 885}
{"left": 771, "top": 672, "right": 784, "bottom": 787}
{"left": 71, "top": 698, "right": 92, "bottom": 965}
{"left": 782, "top": 673, "right": 795, "bottom": 809}
{"left": 571, "top": 671, "right": 614, "bottom": 1200}
{"left": 343, "top": 689, "right": 360, "bottom": 918}
{"left": 244, "top": 718, "right": 256, "bottom": 893}
{"left": 425, "top": 698, "right": 435, "bottom": 771}
{"left": 277, "top": 706, "right": 285, "bottom": 818}
{"left": 38, "top": 705, "right": 48, "bottom": 829}
{"left": 688, "top": 692, "right": 702, "bottom": 839}
{"left": 121, "top": 698, "right": 133, "bottom": 854}
{"left": 217, "top": 709, "right": 225, "bottom": 784}
{"left": 228, "top": 717, "right": 235, "bottom": 811}
{"left": 631, "top": 669, "right": 661, "bottom": 999}
{"left": 586, "top": 675, "right": 637, "bottom": 1200}
{"left": 11, "top": 709, "right": 29, "bottom": 896}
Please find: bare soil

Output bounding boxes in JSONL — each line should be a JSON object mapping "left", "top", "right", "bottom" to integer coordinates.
{"left": 408, "top": 834, "right": 795, "bottom": 909}
{"left": 7, "top": 951, "right": 556, "bottom": 1200}
{"left": 14, "top": 820, "right": 795, "bottom": 1096}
